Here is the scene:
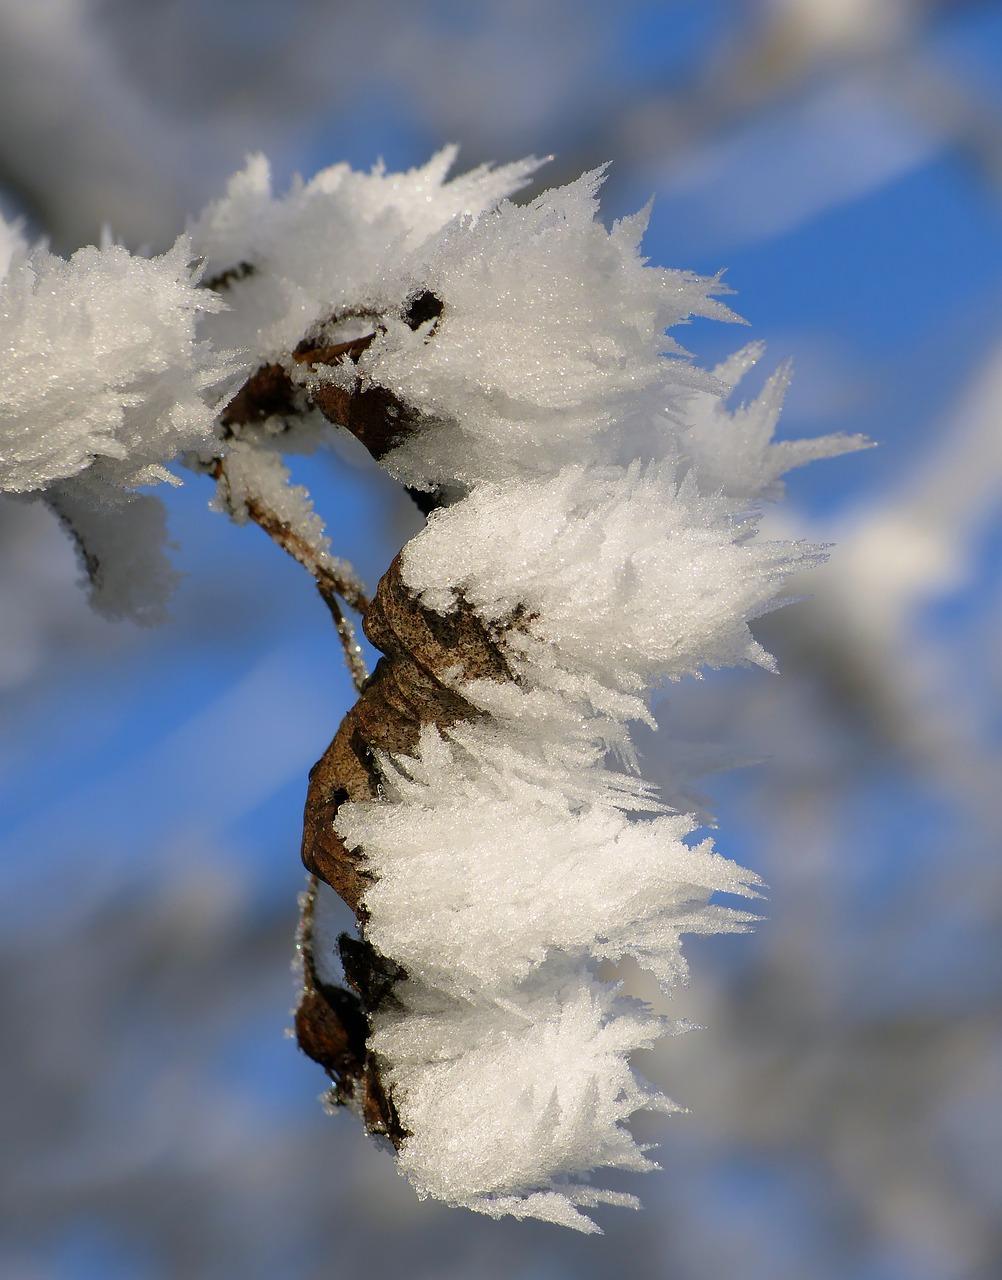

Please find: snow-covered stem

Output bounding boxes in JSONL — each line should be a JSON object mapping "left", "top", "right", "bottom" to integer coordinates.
{"left": 202, "top": 451, "right": 369, "bottom": 691}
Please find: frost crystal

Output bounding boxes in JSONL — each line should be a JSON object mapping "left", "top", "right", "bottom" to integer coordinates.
{"left": 372, "top": 969, "right": 672, "bottom": 1233}
{"left": 0, "top": 231, "right": 241, "bottom": 622}
{"left": 401, "top": 464, "right": 817, "bottom": 721}
{"left": 0, "top": 236, "right": 233, "bottom": 496}
{"left": 339, "top": 723, "right": 759, "bottom": 996}
{"left": 360, "top": 171, "right": 734, "bottom": 491}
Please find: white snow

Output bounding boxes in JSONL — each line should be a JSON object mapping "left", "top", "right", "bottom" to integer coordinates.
{"left": 372, "top": 967, "right": 675, "bottom": 1232}
{"left": 362, "top": 172, "right": 736, "bottom": 492}
{"left": 339, "top": 722, "right": 758, "bottom": 997}
{"left": 189, "top": 146, "right": 545, "bottom": 365}
{"left": 0, "top": 235, "right": 234, "bottom": 496}
{"left": 401, "top": 463, "right": 819, "bottom": 723}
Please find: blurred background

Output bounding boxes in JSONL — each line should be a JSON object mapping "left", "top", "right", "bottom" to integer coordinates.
{"left": 1, "top": 2, "right": 1001, "bottom": 1277}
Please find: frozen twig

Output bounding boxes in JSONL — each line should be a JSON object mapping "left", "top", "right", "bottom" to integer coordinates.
{"left": 202, "top": 452, "right": 369, "bottom": 691}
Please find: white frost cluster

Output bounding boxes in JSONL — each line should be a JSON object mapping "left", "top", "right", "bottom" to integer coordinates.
{"left": 0, "top": 223, "right": 239, "bottom": 621}
{"left": 0, "top": 235, "right": 232, "bottom": 496}
{"left": 324, "top": 170, "right": 866, "bottom": 1230}
{"left": 402, "top": 464, "right": 819, "bottom": 722}
{"left": 188, "top": 146, "right": 544, "bottom": 364}
{"left": 360, "top": 171, "right": 732, "bottom": 491}
{"left": 371, "top": 966, "right": 673, "bottom": 1230}
{"left": 339, "top": 723, "right": 758, "bottom": 996}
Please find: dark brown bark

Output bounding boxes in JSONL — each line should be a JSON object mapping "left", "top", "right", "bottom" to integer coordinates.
{"left": 295, "top": 934, "right": 407, "bottom": 1142}
{"left": 220, "top": 289, "right": 443, "bottom": 455}
{"left": 220, "top": 362, "right": 298, "bottom": 433}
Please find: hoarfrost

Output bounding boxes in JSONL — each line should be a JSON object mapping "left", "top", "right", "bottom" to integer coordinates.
{"left": 0, "top": 236, "right": 235, "bottom": 496}
{"left": 373, "top": 969, "right": 673, "bottom": 1233}
{"left": 189, "top": 146, "right": 545, "bottom": 364}
{"left": 332, "top": 166, "right": 867, "bottom": 1228}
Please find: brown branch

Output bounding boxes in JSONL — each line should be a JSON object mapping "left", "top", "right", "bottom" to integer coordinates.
{"left": 211, "top": 285, "right": 510, "bottom": 1140}
{"left": 209, "top": 455, "right": 368, "bottom": 611}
